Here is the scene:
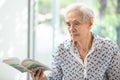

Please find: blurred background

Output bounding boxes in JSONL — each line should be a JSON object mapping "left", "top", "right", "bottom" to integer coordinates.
{"left": 0, "top": 0, "right": 120, "bottom": 80}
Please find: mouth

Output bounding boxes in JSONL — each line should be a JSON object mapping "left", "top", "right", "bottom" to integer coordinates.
{"left": 71, "top": 33, "right": 80, "bottom": 37}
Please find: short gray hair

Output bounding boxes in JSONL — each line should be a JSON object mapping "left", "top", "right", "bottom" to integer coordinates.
{"left": 65, "top": 3, "right": 95, "bottom": 23}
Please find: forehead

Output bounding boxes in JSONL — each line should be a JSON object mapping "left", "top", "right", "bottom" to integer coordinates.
{"left": 65, "top": 10, "right": 83, "bottom": 22}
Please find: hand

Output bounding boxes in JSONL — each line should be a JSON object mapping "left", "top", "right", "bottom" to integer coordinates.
{"left": 31, "top": 68, "right": 48, "bottom": 80}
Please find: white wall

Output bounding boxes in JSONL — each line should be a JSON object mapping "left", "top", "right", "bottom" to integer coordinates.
{"left": 0, "top": 0, "right": 28, "bottom": 80}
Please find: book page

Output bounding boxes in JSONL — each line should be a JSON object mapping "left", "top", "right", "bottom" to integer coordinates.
{"left": 21, "top": 59, "right": 52, "bottom": 72}
{"left": 3, "top": 57, "right": 28, "bottom": 72}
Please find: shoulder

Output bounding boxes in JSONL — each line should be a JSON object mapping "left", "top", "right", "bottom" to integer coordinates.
{"left": 95, "top": 35, "right": 119, "bottom": 51}
{"left": 56, "top": 39, "right": 72, "bottom": 50}
{"left": 53, "top": 39, "right": 71, "bottom": 56}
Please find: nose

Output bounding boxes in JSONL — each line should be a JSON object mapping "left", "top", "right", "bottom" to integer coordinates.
{"left": 69, "top": 25, "right": 74, "bottom": 31}
{"left": 69, "top": 24, "right": 77, "bottom": 31}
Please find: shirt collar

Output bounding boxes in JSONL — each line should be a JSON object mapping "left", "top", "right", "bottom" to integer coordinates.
{"left": 63, "top": 34, "right": 105, "bottom": 51}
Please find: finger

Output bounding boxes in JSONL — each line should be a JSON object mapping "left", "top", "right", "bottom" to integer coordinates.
{"left": 36, "top": 68, "right": 44, "bottom": 80}
{"left": 31, "top": 72, "right": 35, "bottom": 79}
{"left": 34, "top": 69, "right": 39, "bottom": 77}
{"left": 31, "top": 68, "right": 44, "bottom": 80}
{"left": 39, "top": 69, "right": 44, "bottom": 80}
{"left": 36, "top": 68, "right": 42, "bottom": 77}
{"left": 34, "top": 69, "right": 42, "bottom": 80}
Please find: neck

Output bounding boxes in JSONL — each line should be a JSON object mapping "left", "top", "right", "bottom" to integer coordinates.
{"left": 76, "top": 33, "right": 93, "bottom": 53}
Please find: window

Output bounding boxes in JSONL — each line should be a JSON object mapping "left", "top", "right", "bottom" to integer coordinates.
{"left": 0, "top": 0, "right": 28, "bottom": 80}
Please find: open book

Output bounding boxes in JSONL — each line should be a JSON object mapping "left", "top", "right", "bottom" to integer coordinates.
{"left": 3, "top": 57, "right": 52, "bottom": 73}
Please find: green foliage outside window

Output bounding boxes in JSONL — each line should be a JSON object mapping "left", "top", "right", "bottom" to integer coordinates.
{"left": 37, "top": 0, "right": 120, "bottom": 43}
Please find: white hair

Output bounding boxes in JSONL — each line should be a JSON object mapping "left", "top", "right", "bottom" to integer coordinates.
{"left": 65, "top": 3, "right": 95, "bottom": 23}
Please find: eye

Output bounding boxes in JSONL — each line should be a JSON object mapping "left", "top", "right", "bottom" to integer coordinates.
{"left": 66, "top": 22, "right": 71, "bottom": 27}
{"left": 73, "top": 21, "right": 80, "bottom": 26}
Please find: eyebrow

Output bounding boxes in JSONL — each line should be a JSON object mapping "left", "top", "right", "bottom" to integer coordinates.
{"left": 65, "top": 22, "right": 70, "bottom": 25}
{"left": 72, "top": 18, "right": 82, "bottom": 21}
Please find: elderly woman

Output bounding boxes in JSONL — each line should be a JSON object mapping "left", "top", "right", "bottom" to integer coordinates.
{"left": 31, "top": 3, "right": 120, "bottom": 80}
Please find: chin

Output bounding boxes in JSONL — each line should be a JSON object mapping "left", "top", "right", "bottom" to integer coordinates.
{"left": 72, "top": 38, "right": 79, "bottom": 42}
{"left": 71, "top": 36, "right": 80, "bottom": 41}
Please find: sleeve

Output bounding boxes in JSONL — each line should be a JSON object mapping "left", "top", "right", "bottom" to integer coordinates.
{"left": 47, "top": 44, "right": 64, "bottom": 80}
{"left": 106, "top": 44, "right": 120, "bottom": 80}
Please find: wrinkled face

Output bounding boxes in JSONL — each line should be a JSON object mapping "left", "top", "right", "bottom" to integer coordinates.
{"left": 65, "top": 10, "right": 92, "bottom": 41}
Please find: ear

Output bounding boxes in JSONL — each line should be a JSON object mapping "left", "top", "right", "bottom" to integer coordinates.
{"left": 88, "top": 18, "right": 94, "bottom": 29}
